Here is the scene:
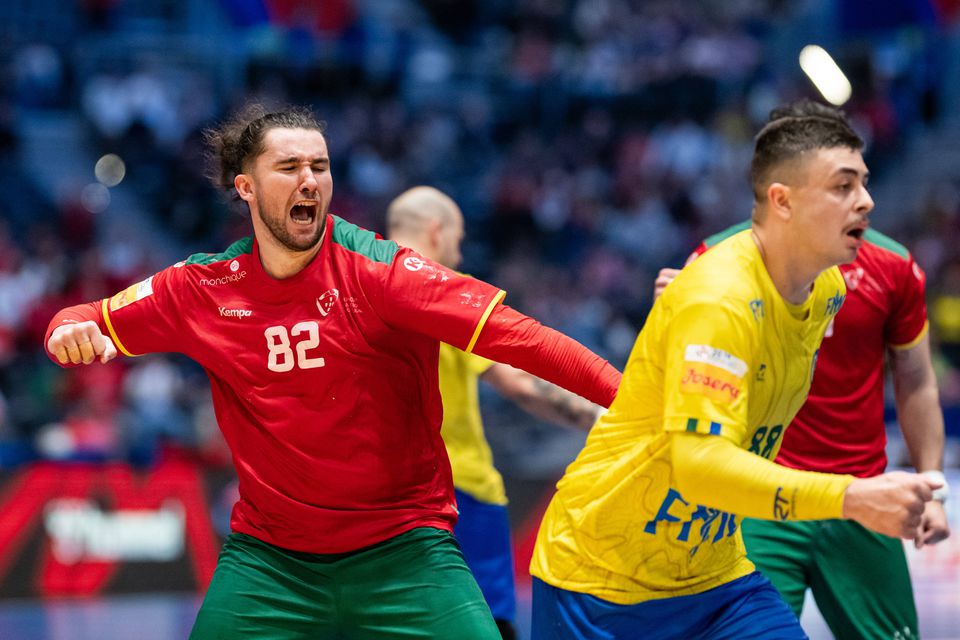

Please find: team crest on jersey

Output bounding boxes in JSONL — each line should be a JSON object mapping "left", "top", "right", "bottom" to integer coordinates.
{"left": 748, "top": 299, "right": 764, "bottom": 320}
{"left": 316, "top": 289, "right": 340, "bottom": 317}
{"left": 108, "top": 276, "right": 154, "bottom": 311}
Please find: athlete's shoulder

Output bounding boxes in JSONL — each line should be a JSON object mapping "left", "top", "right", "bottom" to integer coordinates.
{"left": 815, "top": 265, "right": 846, "bottom": 314}
{"left": 817, "top": 264, "right": 845, "bottom": 288}
{"left": 856, "top": 228, "right": 921, "bottom": 290}
{"left": 862, "top": 228, "right": 912, "bottom": 263}
{"left": 142, "top": 238, "right": 255, "bottom": 295}
{"left": 182, "top": 237, "right": 254, "bottom": 267}
{"left": 329, "top": 215, "right": 400, "bottom": 265}
{"left": 676, "top": 230, "right": 762, "bottom": 304}
{"left": 702, "top": 220, "right": 752, "bottom": 249}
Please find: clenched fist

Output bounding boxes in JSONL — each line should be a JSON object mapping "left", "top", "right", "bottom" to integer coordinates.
{"left": 842, "top": 471, "right": 941, "bottom": 540}
{"left": 47, "top": 321, "right": 118, "bottom": 365}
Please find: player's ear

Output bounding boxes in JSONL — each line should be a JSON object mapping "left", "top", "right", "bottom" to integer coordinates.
{"left": 235, "top": 173, "right": 255, "bottom": 203}
{"left": 767, "top": 182, "right": 792, "bottom": 222}
{"left": 427, "top": 218, "right": 443, "bottom": 249}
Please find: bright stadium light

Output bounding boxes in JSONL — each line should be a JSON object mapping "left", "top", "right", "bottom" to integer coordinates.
{"left": 95, "top": 153, "right": 126, "bottom": 187}
{"left": 799, "top": 45, "right": 852, "bottom": 106}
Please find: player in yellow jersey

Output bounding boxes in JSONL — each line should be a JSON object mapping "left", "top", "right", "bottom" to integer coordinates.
{"left": 529, "top": 99, "right": 942, "bottom": 639}
{"left": 386, "top": 186, "right": 605, "bottom": 640}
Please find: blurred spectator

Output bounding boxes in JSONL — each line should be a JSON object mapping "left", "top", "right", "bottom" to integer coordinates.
{"left": 0, "top": 0, "right": 958, "bottom": 475}
{"left": 12, "top": 44, "right": 66, "bottom": 109}
{"left": 121, "top": 356, "right": 193, "bottom": 466}
{"left": 932, "top": 259, "right": 960, "bottom": 374}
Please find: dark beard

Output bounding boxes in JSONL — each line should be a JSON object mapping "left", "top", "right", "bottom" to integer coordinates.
{"left": 255, "top": 195, "right": 326, "bottom": 252}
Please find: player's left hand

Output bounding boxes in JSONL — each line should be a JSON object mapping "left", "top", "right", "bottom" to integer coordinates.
{"left": 915, "top": 499, "right": 950, "bottom": 548}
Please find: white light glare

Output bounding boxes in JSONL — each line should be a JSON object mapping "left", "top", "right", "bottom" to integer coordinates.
{"left": 799, "top": 45, "right": 852, "bottom": 106}
{"left": 95, "top": 154, "right": 126, "bottom": 187}
{"left": 80, "top": 183, "right": 111, "bottom": 213}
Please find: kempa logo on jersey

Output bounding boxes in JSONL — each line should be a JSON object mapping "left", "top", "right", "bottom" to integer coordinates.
{"left": 219, "top": 307, "right": 252, "bottom": 318}
{"left": 199, "top": 271, "right": 247, "bottom": 286}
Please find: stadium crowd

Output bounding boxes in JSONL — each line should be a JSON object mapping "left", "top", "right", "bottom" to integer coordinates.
{"left": 1, "top": 0, "right": 959, "bottom": 472}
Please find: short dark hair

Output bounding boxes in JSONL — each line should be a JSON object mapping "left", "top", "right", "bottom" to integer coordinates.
{"left": 204, "top": 104, "right": 326, "bottom": 195}
{"left": 750, "top": 99, "right": 863, "bottom": 203}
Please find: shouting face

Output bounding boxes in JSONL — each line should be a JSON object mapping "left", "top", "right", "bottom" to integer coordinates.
{"left": 237, "top": 127, "right": 333, "bottom": 254}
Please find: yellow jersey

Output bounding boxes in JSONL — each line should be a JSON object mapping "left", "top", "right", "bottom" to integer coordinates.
{"left": 438, "top": 342, "right": 508, "bottom": 506}
{"left": 531, "top": 230, "right": 847, "bottom": 603}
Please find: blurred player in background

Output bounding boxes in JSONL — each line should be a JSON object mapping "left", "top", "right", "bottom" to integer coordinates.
{"left": 653, "top": 124, "right": 950, "bottom": 640}
{"left": 529, "top": 99, "right": 941, "bottom": 639}
{"left": 387, "top": 186, "right": 604, "bottom": 640}
{"left": 44, "top": 105, "right": 621, "bottom": 639}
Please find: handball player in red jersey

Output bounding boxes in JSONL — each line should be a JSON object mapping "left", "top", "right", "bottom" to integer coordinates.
{"left": 654, "top": 105, "right": 950, "bottom": 640}
{"left": 44, "top": 105, "right": 621, "bottom": 639}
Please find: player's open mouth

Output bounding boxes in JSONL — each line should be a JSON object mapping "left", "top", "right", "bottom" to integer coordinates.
{"left": 290, "top": 200, "right": 318, "bottom": 225}
{"left": 844, "top": 225, "right": 867, "bottom": 240}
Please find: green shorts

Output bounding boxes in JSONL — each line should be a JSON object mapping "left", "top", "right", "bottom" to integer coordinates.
{"left": 742, "top": 518, "right": 917, "bottom": 640}
{"left": 190, "top": 527, "right": 500, "bottom": 639}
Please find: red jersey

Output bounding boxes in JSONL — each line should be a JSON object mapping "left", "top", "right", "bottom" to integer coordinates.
{"left": 46, "top": 215, "right": 620, "bottom": 553}
{"left": 697, "top": 224, "right": 928, "bottom": 477}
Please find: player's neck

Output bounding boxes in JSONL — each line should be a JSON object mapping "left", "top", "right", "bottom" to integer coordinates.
{"left": 255, "top": 231, "right": 324, "bottom": 279}
{"left": 261, "top": 244, "right": 322, "bottom": 279}
{"left": 752, "top": 228, "right": 817, "bottom": 305}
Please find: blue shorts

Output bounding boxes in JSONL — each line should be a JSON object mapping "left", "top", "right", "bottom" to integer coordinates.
{"left": 532, "top": 571, "right": 807, "bottom": 640}
{"left": 453, "top": 488, "right": 517, "bottom": 622}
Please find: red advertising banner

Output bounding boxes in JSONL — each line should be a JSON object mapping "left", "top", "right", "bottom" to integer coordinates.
{"left": 0, "top": 459, "right": 234, "bottom": 598}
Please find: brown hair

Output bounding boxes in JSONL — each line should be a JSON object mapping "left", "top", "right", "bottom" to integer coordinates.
{"left": 204, "top": 104, "right": 326, "bottom": 198}
{"left": 750, "top": 99, "right": 863, "bottom": 204}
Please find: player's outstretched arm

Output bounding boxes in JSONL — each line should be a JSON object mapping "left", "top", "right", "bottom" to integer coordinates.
{"left": 671, "top": 432, "right": 852, "bottom": 521}
{"left": 481, "top": 363, "right": 603, "bottom": 430}
{"left": 471, "top": 304, "right": 621, "bottom": 408}
{"left": 672, "top": 433, "right": 939, "bottom": 541}
{"left": 45, "top": 302, "right": 116, "bottom": 367}
{"left": 47, "top": 320, "right": 117, "bottom": 366}
{"left": 842, "top": 471, "right": 940, "bottom": 540}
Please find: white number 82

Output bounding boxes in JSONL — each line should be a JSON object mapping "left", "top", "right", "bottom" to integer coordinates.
{"left": 264, "top": 322, "right": 325, "bottom": 372}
